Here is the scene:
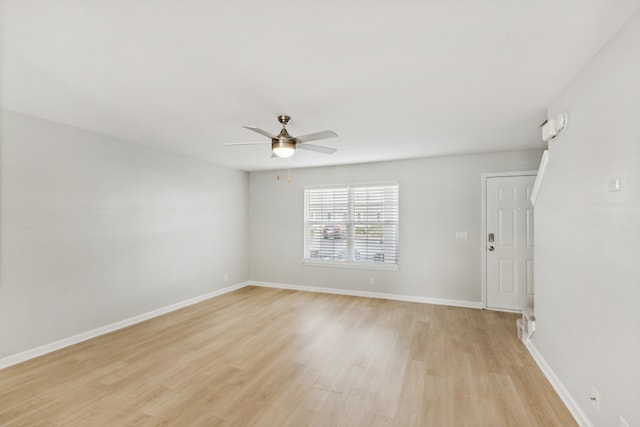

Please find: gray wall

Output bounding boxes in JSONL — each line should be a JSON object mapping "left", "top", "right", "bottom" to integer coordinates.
{"left": 0, "top": 110, "right": 250, "bottom": 359}
{"left": 249, "top": 150, "right": 542, "bottom": 303}
{"left": 533, "top": 10, "right": 640, "bottom": 427}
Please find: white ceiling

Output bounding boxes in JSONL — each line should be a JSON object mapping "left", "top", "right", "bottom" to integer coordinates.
{"left": 2, "top": 1, "right": 639, "bottom": 171}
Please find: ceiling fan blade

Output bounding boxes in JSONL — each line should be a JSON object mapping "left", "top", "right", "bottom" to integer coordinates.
{"left": 223, "top": 142, "right": 270, "bottom": 146}
{"left": 293, "top": 130, "right": 338, "bottom": 144}
{"left": 243, "top": 126, "right": 277, "bottom": 139}
{"left": 296, "top": 143, "right": 337, "bottom": 155}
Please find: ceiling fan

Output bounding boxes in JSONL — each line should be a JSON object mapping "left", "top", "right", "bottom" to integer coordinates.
{"left": 224, "top": 115, "right": 338, "bottom": 158}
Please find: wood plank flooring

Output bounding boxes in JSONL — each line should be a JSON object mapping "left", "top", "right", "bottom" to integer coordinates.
{"left": 0, "top": 286, "right": 576, "bottom": 426}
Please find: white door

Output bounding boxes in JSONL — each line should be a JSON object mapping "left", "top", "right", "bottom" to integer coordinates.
{"left": 486, "top": 175, "right": 536, "bottom": 311}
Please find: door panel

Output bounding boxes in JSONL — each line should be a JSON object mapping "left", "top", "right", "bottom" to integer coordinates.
{"left": 526, "top": 260, "right": 535, "bottom": 296}
{"left": 498, "top": 209, "right": 515, "bottom": 247}
{"left": 526, "top": 209, "right": 534, "bottom": 247}
{"left": 499, "top": 259, "right": 515, "bottom": 294}
{"left": 486, "top": 175, "right": 536, "bottom": 311}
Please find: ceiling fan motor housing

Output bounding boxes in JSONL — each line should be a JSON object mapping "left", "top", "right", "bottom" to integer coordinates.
{"left": 272, "top": 139, "right": 296, "bottom": 152}
{"left": 273, "top": 126, "right": 296, "bottom": 152}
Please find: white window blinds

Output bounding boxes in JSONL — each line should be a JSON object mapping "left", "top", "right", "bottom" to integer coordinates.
{"left": 350, "top": 184, "right": 399, "bottom": 264}
{"left": 304, "top": 183, "right": 399, "bottom": 266}
{"left": 304, "top": 186, "right": 349, "bottom": 261}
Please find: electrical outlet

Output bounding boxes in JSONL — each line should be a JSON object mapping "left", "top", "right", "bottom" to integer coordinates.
{"left": 369, "top": 277, "right": 375, "bottom": 285}
{"left": 591, "top": 386, "right": 599, "bottom": 411}
{"left": 619, "top": 416, "right": 629, "bottom": 427}
{"left": 224, "top": 273, "right": 228, "bottom": 282}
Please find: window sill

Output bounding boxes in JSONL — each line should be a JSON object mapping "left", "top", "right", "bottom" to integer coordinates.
{"left": 302, "top": 260, "right": 399, "bottom": 271}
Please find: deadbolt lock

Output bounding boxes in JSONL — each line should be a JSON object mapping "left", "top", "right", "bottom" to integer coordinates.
{"left": 488, "top": 233, "right": 494, "bottom": 242}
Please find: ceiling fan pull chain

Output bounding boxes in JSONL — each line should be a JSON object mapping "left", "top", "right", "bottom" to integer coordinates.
{"left": 288, "top": 159, "right": 292, "bottom": 183}
{"left": 276, "top": 168, "right": 280, "bottom": 181}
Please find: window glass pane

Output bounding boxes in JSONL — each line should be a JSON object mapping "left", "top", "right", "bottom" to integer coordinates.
{"left": 306, "top": 223, "right": 348, "bottom": 261}
{"left": 352, "top": 224, "right": 398, "bottom": 263}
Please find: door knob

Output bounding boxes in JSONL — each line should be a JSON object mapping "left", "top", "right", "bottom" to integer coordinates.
{"left": 488, "top": 246, "right": 495, "bottom": 251}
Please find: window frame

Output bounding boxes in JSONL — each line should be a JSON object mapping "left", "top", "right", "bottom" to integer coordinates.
{"left": 303, "top": 182, "right": 399, "bottom": 271}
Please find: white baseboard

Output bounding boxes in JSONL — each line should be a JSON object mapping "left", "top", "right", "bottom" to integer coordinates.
{"left": 0, "top": 281, "right": 250, "bottom": 370}
{"left": 524, "top": 339, "right": 592, "bottom": 427}
{"left": 249, "top": 281, "right": 483, "bottom": 309}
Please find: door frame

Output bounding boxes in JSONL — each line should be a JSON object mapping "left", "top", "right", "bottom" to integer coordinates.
{"left": 480, "top": 171, "right": 537, "bottom": 310}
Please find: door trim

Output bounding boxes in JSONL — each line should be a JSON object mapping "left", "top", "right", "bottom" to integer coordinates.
{"left": 480, "top": 171, "right": 537, "bottom": 310}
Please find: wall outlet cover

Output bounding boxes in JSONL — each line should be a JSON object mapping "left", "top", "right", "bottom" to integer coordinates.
{"left": 591, "top": 386, "right": 599, "bottom": 411}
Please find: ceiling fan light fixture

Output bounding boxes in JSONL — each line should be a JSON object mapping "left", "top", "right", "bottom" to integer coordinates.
{"left": 272, "top": 140, "right": 296, "bottom": 158}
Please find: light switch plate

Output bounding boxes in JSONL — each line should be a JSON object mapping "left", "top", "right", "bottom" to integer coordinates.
{"left": 608, "top": 177, "right": 621, "bottom": 192}
{"left": 456, "top": 232, "right": 468, "bottom": 240}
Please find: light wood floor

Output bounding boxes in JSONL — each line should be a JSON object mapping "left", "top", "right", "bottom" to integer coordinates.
{"left": 0, "top": 286, "right": 576, "bottom": 426}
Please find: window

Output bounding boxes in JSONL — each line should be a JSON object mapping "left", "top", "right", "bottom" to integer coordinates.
{"left": 304, "top": 183, "right": 399, "bottom": 268}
